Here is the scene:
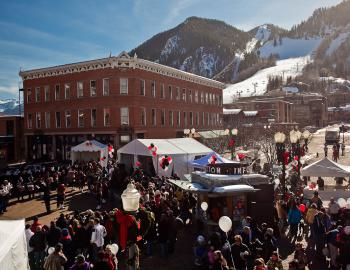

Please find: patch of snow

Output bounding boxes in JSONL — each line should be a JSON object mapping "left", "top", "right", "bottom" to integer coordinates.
{"left": 326, "top": 32, "right": 350, "bottom": 56}
{"left": 160, "top": 35, "right": 180, "bottom": 61}
{"left": 259, "top": 37, "right": 323, "bottom": 59}
{"left": 255, "top": 25, "right": 271, "bottom": 42}
{"left": 199, "top": 53, "right": 216, "bottom": 78}
{"left": 180, "top": 56, "right": 193, "bottom": 71}
{"left": 223, "top": 56, "right": 310, "bottom": 104}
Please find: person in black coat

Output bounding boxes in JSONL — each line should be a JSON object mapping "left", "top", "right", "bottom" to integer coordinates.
{"left": 46, "top": 221, "right": 61, "bottom": 247}
{"left": 230, "top": 235, "right": 250, "bottom": 270}
{"left": 43, "top": 185, "right": 51, "bottom": 214}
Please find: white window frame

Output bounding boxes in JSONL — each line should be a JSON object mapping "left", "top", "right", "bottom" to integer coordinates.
{"left": 141, "top": 107, "right": 146, "bottom": 126}
{"left": 65, "top": 110, "right": 71, "bottom": 128}
{"left": 55, "top": 85, "right": 60, "bottom": 100}
{"left": 177, "top": 111, "right": 181, "bottom": 127}
{"left": 27, "top": 113, "right": 33, "bottom": 129}
{"left": 151, "top": 108, "right": 156, "bottom": 126}
{"left": 169, "top": 110, "right": 173, "bottom": 127}
{"left": 78, "top": 109, "right": 84, "bottom": 127}
{"left": 168, "top": 85, "right": 173, "bottom": 100}
{"left": 183, "top": 111, "right": 187, "bottom": 127}
{"left": 64, "top": 83, "right": 70, "bottom": 99}
{"left": 176, "top": 87, "right": 180, "bottom": 101}
{"left": 103, "top": 78, "right": 110, "bottom": 96}
{"left": 182, "top": 89, "right": 186, "bottom": 102}
{"left": 195, "top": 90, "right": 198, "bottom": 103}
{"left": 35, "top": 87, "right": 40, "bottom": 102}
{"left": 55, "top": 112, "right": 61, "bottom": 128}
{"left": 140, "top": 79, "right": 145, "bottom": 96}
{"left": 151, "top": 81, "right": 156, "bottom": 98}
{"left": 44, "top": 86, "right": 50, "bottom": 102}
{"left": 45, "top": 112, "right": 50, "bottom": 128}
{"left": 91, "top": 109, "right": 97, "bottom": 127}
{"left": 77, "top": 81, "right": 84, "bottom": 98}
{"left": 36, "top": 112, "right": 41, "bottom": 128}
{"left": 161, "top": 109, "right": 165, "bottom": 126}
{"left": 90, "top": 80, "right": 96, "bottom": 97}
{"left": 160, "top": 83, "right": 165, "bottom": 99}
{"left": 120, "top": 78, "right": 128, "bottom": 94}
{"left": 120, "top": 107, "right": 129, "bottom": 125}
{"left": 27, "top": 89, "right": 32, "bottom": 103}
{"left": 104, "top": 108, "right": 111, "bottom": 126}
{"left": 188, "top": 89, "right": 192, "bottom": 103}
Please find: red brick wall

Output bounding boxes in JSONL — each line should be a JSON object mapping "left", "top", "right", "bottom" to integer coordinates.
{"left": 23, "top": 67, "right": 223, "bottom": 139}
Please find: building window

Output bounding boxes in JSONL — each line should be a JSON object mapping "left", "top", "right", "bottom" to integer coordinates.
{"left": 55, "top": 85, "right": 60, "bottom": 100}
{"left": 45, "top": 112, "right": 50, "bottom": 128}
{"left": 207, "top": 112, "right": 210, "bottom": 126}
{"left": 44, "top": 86, "right": 50, "bottom": 102}
{"left": 189, "top": 112, "right": 193, "bottom": 126}
{"left": 78, "top": 110, "right": 84, "bottom": 127}
{"left": 169, "top": 110, "right": 173, "bottom": 126}
{"left": 168, "top": 85, "right": 173, "bottom": 100}
{"left": 55, "top": 112, "right": 61, "bottom": 128}
{"left": 219, "top": 95, "right": 222, "bottom": 106}
{"left": 196, "top": 112, "right": 199, "bottom": 126}
{"left": 120, "top": 78, "right": 128, "bottom": 94}
{"left": 151, "top": 81, "right": 156, "bottom": 97}
{"left": 160, "top": 84, "right": 165, "bottom": 99}
{"left": 202, "top": 112, "right": 205, "bottom": 126}
{"left": 27, "top": 113, "right": 33, "bottom": 129}
{"left": 104, "top": 108, "right": 110, "bottom": 126}
{"left": 65, "top": 83, "right": 71, "bottom": 99}
{"left": 183, "top": 112, "right": 187, "bottom": 127}
{"left": 90, "top": 80, "right": 96, "bottom": 97}
{"left": 151, "top": 108, "right": 156, "bottom": 126}
{"left": 65, "top": 110, "right": 71, "bottom": 128}
{"left": 176, "top": 87, "right": 180, "bottom": 100}
{"left": 209, "top": 93, "right": 212, "bottom": 105}
{"left": 103, "top": 78, "right": 109, "bottom": 96}
{"left": 27, "top": 89, "right": 32, "bottom": 103}
{"left": 205, "top": 93, "right": 208, "bottom": 104}
{"left": 120, "top": 107, "right": 129, "bottom": 125}
{"left": 140, "top": 80, "right": 145, "bottom": 96}
{"left": 213, "top": 94, "right": 216, "bottom": 106}
{"left": 35, "top": 87, "right": 40, "bottom": 102}
{"left": 91, "top": 109, "right": 97, "bottom": 127}
{"left": 36, "top": 112, "right": 41, "bottom": 128}
{"left": 161, "top": 109, "right": 165, "bottom": 126}
{"left": 200, "top": 92, "right": 204, "bottom": 104}
{"left": 176, "top": 111, "right": 181, "bottom": 127}
{"left": 189, "top": 89, "right": 192, "bottom": 103}
{"left": 195, "top": 90, "right": 199, "bottom": 103}
{"left": 182, "top": 89, "right": 186, "bottom": 102}
{"left": 77, "top": 82, "right": 84, "bottom": 98}
{"left": 141, "top": 107, "right": 146, "bottom": 126}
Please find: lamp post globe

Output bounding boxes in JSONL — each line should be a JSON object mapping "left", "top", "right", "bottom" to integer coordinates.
{"left": 121, "top": 183, "right": 141, "bottom": 212}
{"left": 184, "top": 129, "right": 190, "bottom": 135}
{"left": 191, "top": 128, "right": 196, "bottom": 134}
{"left": 302, "top": 130, "right": 310, "bottom": 140}
{"left": 224, "top": 129, "right": 230, "bottom": 135}
{"left": 231, "top": 128, "right": 238, "bottom": 136}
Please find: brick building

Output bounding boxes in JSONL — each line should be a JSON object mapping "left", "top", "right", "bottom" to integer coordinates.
{"left": 0, "top": 116, "right": 24, "bottom": 165}
{"left": 20, "top": 52, "right": 225, "bottom": 161}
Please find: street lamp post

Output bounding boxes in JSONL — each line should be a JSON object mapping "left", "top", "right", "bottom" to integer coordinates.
{"left": 302, "top": 130, "right": 311, "bottom": 153}
{"left": 290, "top": 129, "right": 302, "bottom": 180}
{"left": 225, "top": 128, "right": 238, "bottom": 160}
{"left": 274, "top": 132, "right": 286, "bottom": 197}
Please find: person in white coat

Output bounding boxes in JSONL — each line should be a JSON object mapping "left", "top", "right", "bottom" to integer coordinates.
{"left": 90, "top": 218, "right": 107, "bottom": 262}
{"left": 25, "top": 224, "right": 34, "bottom": 253}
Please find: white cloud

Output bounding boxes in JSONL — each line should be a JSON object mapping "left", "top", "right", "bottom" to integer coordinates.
{"left": 163, "top": 0, "right": 201, "bottom": 26}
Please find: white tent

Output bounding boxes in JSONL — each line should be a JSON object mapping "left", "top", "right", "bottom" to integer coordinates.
{"left": 301, "top": 157, "right": 350, "bottom": 177}
{"left": 0, "top": 219, "right": 29, "bottom": 270}
{"left": 71, "top": 140, "right": 109, "bottom": 167}
{"left": 117, "top": 138, "right": 213, "bottom": 178}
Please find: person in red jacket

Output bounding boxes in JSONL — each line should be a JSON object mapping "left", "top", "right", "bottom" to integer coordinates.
{"left": 30, "top": 216, "right": 42, "bottom": 233}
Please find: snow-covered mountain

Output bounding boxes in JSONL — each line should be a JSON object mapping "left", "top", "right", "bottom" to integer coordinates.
{"left": 0, "top": 99, "right": 22, "bottom": 115}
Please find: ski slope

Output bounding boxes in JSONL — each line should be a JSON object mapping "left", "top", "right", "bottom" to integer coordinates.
{"left": 223, "top": 56, "right": 310, "bottom": 104}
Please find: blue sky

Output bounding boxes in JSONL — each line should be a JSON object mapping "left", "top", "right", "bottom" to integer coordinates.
{"left": 0, "top": 0, "right": 342, "bottom": 99}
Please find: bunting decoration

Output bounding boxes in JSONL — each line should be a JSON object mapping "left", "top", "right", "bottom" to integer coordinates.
{"left": 159, "top": 155, "right": 172, "bottom": 171}
{"left": 147, "top": 143, "right": 158, "bottom": 157}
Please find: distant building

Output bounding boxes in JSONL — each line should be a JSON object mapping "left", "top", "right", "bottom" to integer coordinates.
{"left": 0, "top": 116, "right": 24, "bottom": 165}
{"left": 20, "top": 52, "right": 225, "bottom": 161}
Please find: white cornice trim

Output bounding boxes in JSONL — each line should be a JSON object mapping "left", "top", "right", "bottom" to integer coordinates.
{"left": 19, "top": 52, "right": 226, "bottom": 89}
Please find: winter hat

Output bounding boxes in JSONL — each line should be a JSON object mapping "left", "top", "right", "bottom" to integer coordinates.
{"left": 62, "top": 228, "right": 69, "bottom": 236}
{"left": 75, "top": 254, "right": 85, "bottom": 263}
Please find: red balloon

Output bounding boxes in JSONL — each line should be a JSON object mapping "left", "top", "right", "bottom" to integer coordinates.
{"left": 299, "top": 204, "right": 306, "bottom": 213}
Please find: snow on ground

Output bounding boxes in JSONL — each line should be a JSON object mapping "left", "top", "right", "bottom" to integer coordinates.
{"left": 255, "top": 25, "right": 271, "bottom": 43}
{"left": 259, "top": 37, "right": 323, "bottom": 59}
{"left": 223, "top": 56, "right": 310, "bottom": 103}
{"left": 326, "top": 32, "right": 350, "bottom": 56}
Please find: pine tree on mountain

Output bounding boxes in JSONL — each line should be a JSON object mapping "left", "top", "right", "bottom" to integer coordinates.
{"left": 273, "top": 38, "right": 277, "bottom": 47}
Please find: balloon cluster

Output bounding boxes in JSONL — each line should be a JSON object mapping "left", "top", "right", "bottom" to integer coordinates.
{"left": 147, "top": 143, "right": 158, "bottom": 157}
{"left": 237, "top": 153, "right": 246, "bottom": 160}
{"left": 159, "top": 155, "right": 172, "bottom": 170}
{"left": 135, "top": 161, "right": 141, "bottom": 168}
{"left": 208, "top": 155, "right": 217, "bottom": 164}
{"left": 108, "top": 144, "right": 114, "bottom": 158}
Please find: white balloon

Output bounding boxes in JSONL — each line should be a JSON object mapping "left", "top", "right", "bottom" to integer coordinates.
{"left": 346, "top": 204, "right": 350, "bottom": 210}
{"left": 48, "top": 247, "right": 55, "bottom": 255}
{"left": 218, "top": 216, "right": 232, "bottom": 233}
{"left": 338, "top": 198, "right": 347, "bottom": 208}
{"left": 201, "top": 202, "right": 208, "bottom": 211}
{"left": 347, "top": 198, "right": 350, "bottom": 204}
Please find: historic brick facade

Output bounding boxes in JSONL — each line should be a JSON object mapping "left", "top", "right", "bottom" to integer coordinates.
{"left": 20, "top": 52, "right": 225, "bottom": 160}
